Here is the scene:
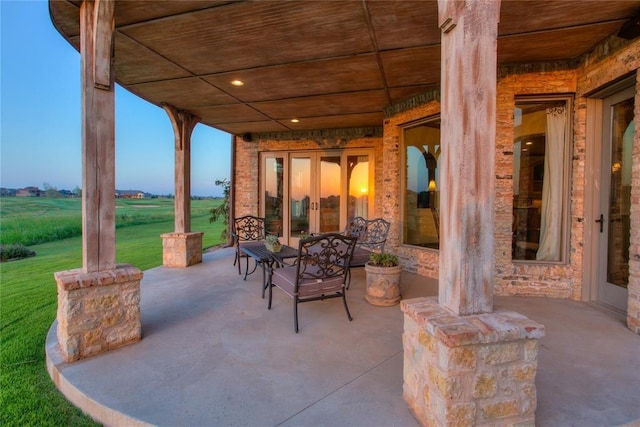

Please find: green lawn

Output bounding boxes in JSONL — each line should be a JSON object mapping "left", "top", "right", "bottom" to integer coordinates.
{"left": 0, "top": 198, "right": 226, "bottom": 426}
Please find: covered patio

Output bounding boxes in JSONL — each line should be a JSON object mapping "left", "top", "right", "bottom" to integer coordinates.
{"left": 47, "top": 248, "right": 640, "bottom": 426}
{"left": 46, "top": 1, "right": 640, "bottom": 425}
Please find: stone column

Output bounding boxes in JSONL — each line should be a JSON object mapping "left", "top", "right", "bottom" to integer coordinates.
{"left": 402, "top": 1, "right": 545, "bottom": 425}
{"left": 161, "top": 104, "right": 203, "bottom": 267}
{"left": 628, "top": 73, "right": 640, "bottom": 334}
{"left": 54, "top": 0, "right": 142, "bottom": 362}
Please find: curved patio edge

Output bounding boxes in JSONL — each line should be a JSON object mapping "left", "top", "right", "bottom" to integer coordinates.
{"left": 45, "top": 321, "right": 153, "bottom": 427}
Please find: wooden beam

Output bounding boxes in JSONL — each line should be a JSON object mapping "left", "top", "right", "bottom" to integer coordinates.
{"left": 80, "top": 0, "right": 116, "bottom": 272}
{"left": 163, "top": 104, "right": 199, "bottom": 233}
{"left": 437, "top": 0, "right": 500, "bottom": 315}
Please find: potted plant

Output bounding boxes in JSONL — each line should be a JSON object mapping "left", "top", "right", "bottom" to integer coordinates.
{"left": 265, "top": 234, "right": 282, "bottom": 252}
{"left": 364, "top": 252, "right": 402, "bottom": 306}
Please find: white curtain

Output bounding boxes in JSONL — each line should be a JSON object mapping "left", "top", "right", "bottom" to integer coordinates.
{"left": 536, "top": 107, "right": 566, "bottom": 261}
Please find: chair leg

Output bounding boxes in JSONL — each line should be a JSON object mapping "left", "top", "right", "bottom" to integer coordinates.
{"left": 294, "top": 298, "right": 299, "bottom": 333}
{"left": 342, "top": 291, "right": 353, "bottom": 321}
{"left": 346, "top": 269, "right": 352, "bottom": 289}
{"left": 268, "top": 279, "right": 273, "bottom": 310}
{"left": 235, "top": 250, "right": 241, "bottom": 275}
{"left": 243, "top": 255, "right": 249, "bottom": 280}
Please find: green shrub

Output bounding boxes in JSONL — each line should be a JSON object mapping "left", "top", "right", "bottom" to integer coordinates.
{"left": 368, "top": 252, "right": 399, "bottom": 267}
{"left": 0, "top": 244, "right": 36, "bottom": 261}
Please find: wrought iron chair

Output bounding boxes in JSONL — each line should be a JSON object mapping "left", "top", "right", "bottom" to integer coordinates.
{"left": 267, "top": 233, "right": 357, "bottom": 333}
{"left": 343, "top": 217, "right": 391, "bottom": 286}
{"left": 232, "top": 215, "right": 265, "bottom": 276}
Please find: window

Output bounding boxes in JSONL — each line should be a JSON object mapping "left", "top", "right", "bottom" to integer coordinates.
{"left": 512, "top": 98, "right": 571, "bottom": 262}
{"left": 402, "top": 117, "right": 441, "bottom": 249}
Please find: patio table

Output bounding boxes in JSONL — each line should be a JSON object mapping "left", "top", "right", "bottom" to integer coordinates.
{"left": 241, "top": 243, "right": 298, "bottom": 297}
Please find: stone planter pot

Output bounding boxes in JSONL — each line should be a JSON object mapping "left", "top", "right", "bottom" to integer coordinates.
{"left": 364, "top": 263, "right": 402, "bottom": 306}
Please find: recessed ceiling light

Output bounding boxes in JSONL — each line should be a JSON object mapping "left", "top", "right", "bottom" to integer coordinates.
{"left": 231, "top": 80, "right": 244, "bottom": 86}
{"left": 291, "top": 118, "right": 299, "bottom": 123}
{"left": 525, "top": 141, "right": 533, "bottom": 145}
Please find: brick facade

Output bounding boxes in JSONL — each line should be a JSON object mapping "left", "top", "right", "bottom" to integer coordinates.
{"left": 232, "top": 38, "right": 640, "bottom": 334}
{"left": 233, "top": 134, "right": 384, "bottom": 219}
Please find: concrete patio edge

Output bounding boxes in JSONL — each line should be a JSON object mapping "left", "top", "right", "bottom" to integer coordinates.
{"left": 45, "top": 322, "right": 153, "bottom": 427}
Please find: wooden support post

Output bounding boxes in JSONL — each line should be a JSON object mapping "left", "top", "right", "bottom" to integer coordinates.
{"left": 163, "top": 104, "right": 199, "bottom": 234}
{"left": 437, "top": 0, "right": 500, "bottom": 315}
{"left": 51, "top": 0, "right": 142, "bottom": 363}
{"left": 80, "top": 0, "right": 115, "bottom": 272}
{"left": 161, "top": 105, "right": 203, "bottom": 267}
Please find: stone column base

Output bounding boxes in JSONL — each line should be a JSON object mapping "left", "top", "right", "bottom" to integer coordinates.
{"left": 628, "top": 279, "right": 640, "bottom": 334}
{"left": 402, "top": 297, "right": 544, "bottom": 427}
{"left": 161, "top": 231, "right": 204, "bottom": 267}
{"left": 54, "top": 264, "right": 143, "bottom": 362}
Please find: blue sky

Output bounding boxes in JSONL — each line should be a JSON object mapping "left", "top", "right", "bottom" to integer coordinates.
{"left": 0, "top": 1, "right": 231, "bottom": 197}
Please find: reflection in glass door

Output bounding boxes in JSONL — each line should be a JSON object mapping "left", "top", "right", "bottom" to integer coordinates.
{"left": 347, "top": 155, "right": 370, "bottom": 220}
{"left": 261, "top": 150, "right": 373, "bottom": 246}
{"left": 263, "top": 155, "right": 284, "bottom": 236}
{"left": 598, "top": 88, "right": 633, "bottom": 311}
{"left": 290, "top": 156, "right": 312, "bottom": 239}
{"left": 319, "top": 156, "right": 341, "bottom": 233}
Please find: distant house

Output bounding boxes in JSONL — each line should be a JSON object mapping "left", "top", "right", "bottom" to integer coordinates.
{"left": 16, "top": 187, "right": 43, "bottom": 197}
{"left": 115, "top": 190, "right": 145, "bottom": 199}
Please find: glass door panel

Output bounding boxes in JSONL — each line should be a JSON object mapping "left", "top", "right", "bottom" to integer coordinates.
{"left": 263, "top": 156, "right": 284, "bottom": 236}
{"left": 319, "top": 156, "right": 341, "bottom": 233}
{"left": 606, "top": 97, "right": 633, "bottom": 289}
{"left": 347, "top": 155, "right": 370, "bottom": 220}
{"left": 290, "top": 156, "right": 312, "bottom": 239}
{"left": 261, "top": 149, "right": 374, "bottom": 246}
{"left": 598, "top": 88, "right": 633, "bottom": 311}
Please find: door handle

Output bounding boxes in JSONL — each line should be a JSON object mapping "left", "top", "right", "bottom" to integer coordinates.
{"left": 595, "top": 214, "right": 604, "bottom": 233}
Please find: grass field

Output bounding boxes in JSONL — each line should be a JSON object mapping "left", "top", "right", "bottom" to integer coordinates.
{"left": 0, "top": 197, "right": 226, "bottom": 426}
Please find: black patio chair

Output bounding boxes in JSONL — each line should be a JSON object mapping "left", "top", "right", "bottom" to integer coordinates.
{"left": 232, "top": 215, "right": 265, "bottom": 276}
{"left": 343, "top": 217, "right": 391, "bottom": 287}
{"left": 267, "top": 233, "right": 357, "bottom": 333}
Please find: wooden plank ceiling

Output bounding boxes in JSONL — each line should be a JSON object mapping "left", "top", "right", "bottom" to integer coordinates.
{"left": 50, "top": 0, "right": 640, "bottom": 136}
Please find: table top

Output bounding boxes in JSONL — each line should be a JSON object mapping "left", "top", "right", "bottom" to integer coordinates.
{"left": 242, "top": 243, "right": 298, "bottom": 263}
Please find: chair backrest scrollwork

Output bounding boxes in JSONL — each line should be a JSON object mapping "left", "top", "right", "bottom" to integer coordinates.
{"left": 296, "top": 233, "right": 357, "bottom": 282}
{"left": 233, "top": 215, "right": 265, "bottom": 242}
{"left": 343, "top": 217, "right": 390, "bottom": 252}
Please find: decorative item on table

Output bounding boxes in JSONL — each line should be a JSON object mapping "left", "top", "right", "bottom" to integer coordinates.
{"left": 265, "top": 234, "right": 282, "bottom": 252}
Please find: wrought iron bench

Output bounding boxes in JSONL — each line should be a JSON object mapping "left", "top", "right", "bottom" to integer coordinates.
{"left": 342, "top": 217, "right": 391, "bottom": 285}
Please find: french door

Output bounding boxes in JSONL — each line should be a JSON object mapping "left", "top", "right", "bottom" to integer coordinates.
{"left": 261, "top": 150, "right": 373, "bottom": 246}
{"left": 597, "top": 86, "right": 634, "bottom": 311}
